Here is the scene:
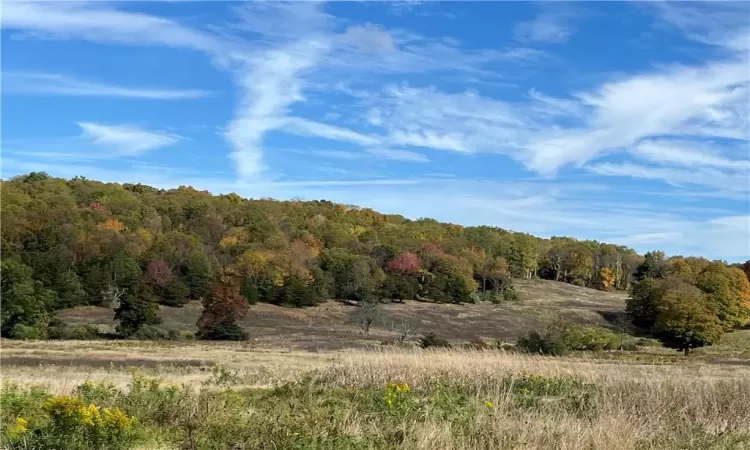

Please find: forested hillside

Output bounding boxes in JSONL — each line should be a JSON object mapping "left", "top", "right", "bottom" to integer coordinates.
{"left": 2, "top": 172, "right": 749, "bottom": 344}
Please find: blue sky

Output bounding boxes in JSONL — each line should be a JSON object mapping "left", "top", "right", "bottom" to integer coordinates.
{"left": 1, "top": 1, "right": 749, "bottom": 261}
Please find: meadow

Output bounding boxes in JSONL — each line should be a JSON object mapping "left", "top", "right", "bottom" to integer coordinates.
{"left": 2, "top": 336, "right": 750, "bottom": 450}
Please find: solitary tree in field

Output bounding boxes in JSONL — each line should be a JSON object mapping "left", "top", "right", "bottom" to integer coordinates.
{"left": 114, "top": 290, "right": 161, "bottom": 336}
{"left": 652, "top": 282, "right": 723, "bottom": 356}
{"left": 357, "top": 297, "right": 379, "bottom": 336}
{"left": 196, "top": 274, "right": 249, "bottom": 340}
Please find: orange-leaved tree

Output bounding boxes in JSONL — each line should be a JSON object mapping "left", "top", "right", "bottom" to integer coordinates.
{"left": 196, "top": 271, "right": 249, "bottom": 341}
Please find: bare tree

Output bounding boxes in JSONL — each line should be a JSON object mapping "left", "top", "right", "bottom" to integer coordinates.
{"left": 615, "top": 314, "right": 629, "bottom": 353}
{"left": 390, "top": 317, "right": 413, "bottom": 344}
{"left": 357, "top": 298, "right": 379, "bottom": 337}
{"left": 101, "top": 284, "right": 126, "bottom": 309}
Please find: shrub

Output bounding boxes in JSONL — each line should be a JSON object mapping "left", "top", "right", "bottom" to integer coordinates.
{"left": 1, "top": 393, "right": 136, "bottom": 450}
{"left": 130, "top": 325, "right": 174, "bottom": 341}
{"left": 634, "top": 337, "right": 662, "bottom": 347}
{"left": 70, "top": 325, "right": 100, "bottom": 340}
{"left": 466, "top": 338, "right": 491, "bottom": 350}
{"left": 518, "top": 325, "right": 624, "bottom": 354}
{"left": 517, "top": 330, "right": 568, "bottom": 356}
{"left": 10, "top": 323, "right": 47, "bottom": 340}
{"left": 380, "top": 338, "right": 396, "bottom": 346}
{"left": 497, "top": 341, "right": 516, "bottom": 352}
{"left": 46, "top": 324, "right": 101, "bottom": 340}
{"left": 178, "top": 330, "right": 195, "bottom": 340}
{"left": 618, "top": 340, "right": 640, "bottom": 351}
{"left": 563, "top": 326, "right": 620, "bottom": 351}
{"left": 197, "top": 322, "right": 248, "bottom": 341}
{"left": 419, "top": 332, "right": 450, "bottom": 349}
{"left": 503, "top": 286, "right": 519, "bottom": 302}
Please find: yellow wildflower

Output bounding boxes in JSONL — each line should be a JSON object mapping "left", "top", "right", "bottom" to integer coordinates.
{"left": 45, "top": 396, "right": 85, "bottom": 419}
{"left": 79, "top": 404, "right": 101, "bottom": 426}
{"left": 9, "top": 417, "right": 29, "bottom": 437}
{"left": 396, "top": 383, "right": 410, "bottom": 393}
{"left": 485, "top": 401, "right": 494, "bottom": 408}
{"left": 102, "top": 408, "right": 133, "bottom": 430}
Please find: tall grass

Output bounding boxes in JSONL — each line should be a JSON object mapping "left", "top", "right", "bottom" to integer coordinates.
{"left": 2, "top": 347, "right": 749, "bottom": 449}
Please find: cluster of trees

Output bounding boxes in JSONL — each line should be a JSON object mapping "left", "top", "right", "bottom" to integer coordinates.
{"left": 1, "top": 173, "right": 747, "bottom": 341}
{"left": 626, "top": 252, "right": 750, "bottom": 355}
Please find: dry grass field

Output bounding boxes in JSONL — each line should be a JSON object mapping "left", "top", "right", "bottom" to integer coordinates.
{"left": 2, "top": 281, "right": 749, "bottom": 449}
{"left": 2, "top": 339, "right": 750, "bottom": 449}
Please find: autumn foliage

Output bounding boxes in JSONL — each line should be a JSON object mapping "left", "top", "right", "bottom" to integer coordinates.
{"left": 145, "top": 260, "right": 174, "bottom": 288}
{"left": 386, "top": 252, "right": 422, "bottom": 274}
{"left": 627, "top": 261, "right": 750, "bottom": 354}
{"left": 196, "top": 275, "right": 249, "bottom": 341}
{"left": 2, "top": 173, "right": 748, "bottom": 344}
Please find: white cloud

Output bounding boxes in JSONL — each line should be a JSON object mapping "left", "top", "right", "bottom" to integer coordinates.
{"left": 311, "top": 148, "right": 429, "bottom": 163}
{"left": 327, "top": 25, "right": 546, "bottom": 75}
{"left": 650, "top": 1, "right": 750, "bottom": 53}
{"left": 522, "top": 59, "right": 749, "bottom": 173}
{"left": 363, "top": 84, "right": 532, "bottom": 152}
{"left": 281, "top": 117, "right": 380, "bottom": 146}
{"left": 586, "top": 162, "right": 749, "bottom": 193}
{"left": 3, "top": 72, "right": 210, "bottom": 99}
{"left": 340, "top": 24, "right": 398, "bottom": 54}
{"left": 1, "top": 1, "right": 226, "bottom": 53}
{"left": 0, "top": 1, "right": 547, "bottom": 181}
{"left": 78, "top": 122, "right": 181, "bottom": 155}
{"left": 224, "top": 39, "right": 329, "bottom": 179}
{"left": 632, "top": 139, "right": 750, "bottom": 170}
{"left": 514, "top": 14, "right": 572, "bottom": 44}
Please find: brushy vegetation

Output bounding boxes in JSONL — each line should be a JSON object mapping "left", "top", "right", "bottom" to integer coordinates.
{"left": 2, "top": 346, "right": 750, "bottom": 450}
{"left": 517, "top": 324, "right": 623, "bottom": 355}
{"left": 517, "top": 324, "right": 628, "bottom": 356}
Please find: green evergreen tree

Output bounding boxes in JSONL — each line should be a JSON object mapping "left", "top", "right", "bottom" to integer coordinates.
{"left": 114, "top": 289, "right": 161, "bottom": 336}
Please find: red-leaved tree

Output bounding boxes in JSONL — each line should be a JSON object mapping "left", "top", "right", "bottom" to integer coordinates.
{"left": 196, "top": 275, "right": 249, "bottom": 340}
{"left": 387, "top": 251, "right": 422, "bottom": 274}
{"left": 145, "top": 259, "right": 174, "bottom": 287}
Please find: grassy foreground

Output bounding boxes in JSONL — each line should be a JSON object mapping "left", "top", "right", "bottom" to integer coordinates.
{"left": 2, "top": 343, "right": 750, "bottom": 450}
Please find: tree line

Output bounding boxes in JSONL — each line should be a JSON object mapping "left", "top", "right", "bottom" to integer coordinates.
{"left": 2, "top": 172, "right": 748, "bottom": 341}
{"left": 625, "top": 251, "right": 750, "bottom": 355}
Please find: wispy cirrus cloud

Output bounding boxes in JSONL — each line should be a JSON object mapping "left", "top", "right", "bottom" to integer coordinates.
{"left": 631, "top": 139, "right": 750, "bottom": 171}
{"left": 281, "top": 117, "right": 381, "bottom": 147}
{"left": 312, "top": 148, "right": 429, "bottom": 163}
{"left": 78, "top": 122, "right": 182, "bottom": 155}
{"left": 3, "top": 72, "right": 210, "bottom": 99}
{"left": 586, "top": 161, "right": 749, "bottom": 194}
{"left": 0, "top": 1, "right": 547, "bottom": 181}
{"left": 648, "top": 1, "right": 750, "bottom": 53}
{"left": 1, "top": 1, "right": 226, "bottom": 53}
